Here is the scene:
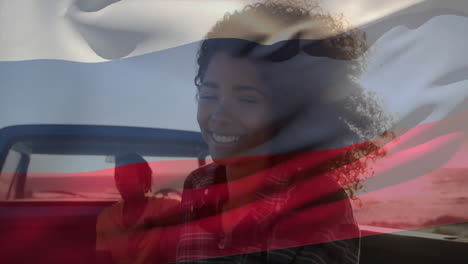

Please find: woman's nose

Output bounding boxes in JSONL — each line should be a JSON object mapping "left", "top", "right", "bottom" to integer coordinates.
{"left": 211, "top": 97, "right": 236, "bottom": 125}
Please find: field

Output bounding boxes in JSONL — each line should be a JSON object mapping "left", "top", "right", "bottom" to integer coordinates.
{"left": 353, "top": 168, "right": 468, "bottom": 237}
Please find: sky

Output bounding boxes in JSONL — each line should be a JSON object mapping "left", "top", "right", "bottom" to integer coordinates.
{"left": 0, "top": 0, "right": 467, "bottom": 167}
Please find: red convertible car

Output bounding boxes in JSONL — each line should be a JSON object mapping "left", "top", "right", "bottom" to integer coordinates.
{"left": 0, "top": 124, "right": 466, "bottom": 263}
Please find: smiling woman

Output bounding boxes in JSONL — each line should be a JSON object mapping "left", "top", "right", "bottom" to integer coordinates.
{"left": 175, "top": 1, "right": 393, "bottom": 264}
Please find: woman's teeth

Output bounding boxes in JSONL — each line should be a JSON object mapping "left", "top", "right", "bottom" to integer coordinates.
{"left": 212, "top": 133, "right": 240, "bottom": 143}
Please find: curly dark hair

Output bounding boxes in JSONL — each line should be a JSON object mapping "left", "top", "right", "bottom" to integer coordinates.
{"left": 194, "top": 1, "right": 394, "bottom": 195}
{"left": 195, "top": 1, "right": 368, "bottom": 87}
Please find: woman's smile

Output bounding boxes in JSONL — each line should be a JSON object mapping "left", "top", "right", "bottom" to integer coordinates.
{"left": 210, "top": 132, "right": 241, "bottom": 144}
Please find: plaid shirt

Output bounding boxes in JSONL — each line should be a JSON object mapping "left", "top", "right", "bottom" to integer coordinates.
{"left": 175, "top": 162, "right": 360, "bottom": 264}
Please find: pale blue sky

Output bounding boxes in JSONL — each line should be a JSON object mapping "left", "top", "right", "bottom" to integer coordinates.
{"left": 1, "top": 15, "right": 467, "bottom": 167}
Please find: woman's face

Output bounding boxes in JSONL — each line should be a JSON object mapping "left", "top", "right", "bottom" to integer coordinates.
{"left": 197, "top": 52, "right": 273, "bottom": 161}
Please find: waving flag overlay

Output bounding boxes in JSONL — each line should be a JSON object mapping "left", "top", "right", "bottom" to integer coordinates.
{"left": 1, "top": 1, "right": 468, "bottom": 264}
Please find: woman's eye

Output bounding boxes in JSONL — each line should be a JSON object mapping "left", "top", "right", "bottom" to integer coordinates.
{"left": 199, "top": 94, "right": 218, "bottom": 100}
{"left": 239, "top": 97, "right": 259, "bottom": 104}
